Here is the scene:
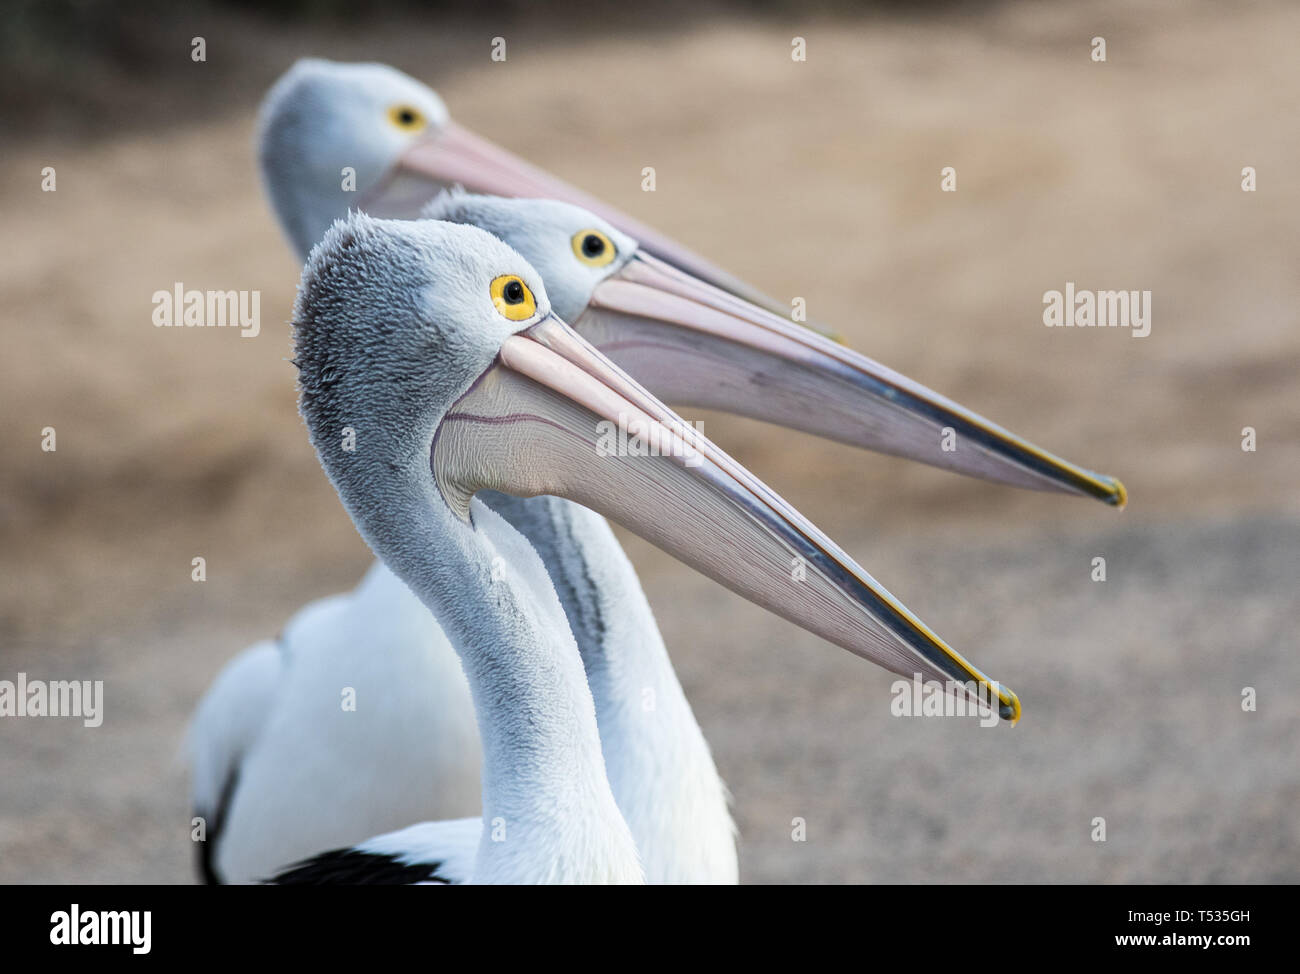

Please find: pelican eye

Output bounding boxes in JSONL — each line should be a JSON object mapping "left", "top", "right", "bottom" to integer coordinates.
{"left": 490, "top": 275, "right": 537, "bottom": 322}
{"left": 571, "top": 229, "right": 616, "bottom": 268}
{"left": 386, "top": 104, "right": 427, "bottom": 132}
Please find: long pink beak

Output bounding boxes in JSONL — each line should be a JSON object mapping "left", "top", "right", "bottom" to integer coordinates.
{"left": 435, "top": 314, "right": 1021, "bottom": 722}
{"left": 574, "top": 252, "right": 1127, "bottom": 505}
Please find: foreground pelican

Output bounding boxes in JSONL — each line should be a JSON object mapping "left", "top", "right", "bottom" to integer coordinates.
{"left": 277, "top": 214, "right": 1019, "bottom": 883}
{"left": 188, "top": 62, "right": 1125, "bottom": 883}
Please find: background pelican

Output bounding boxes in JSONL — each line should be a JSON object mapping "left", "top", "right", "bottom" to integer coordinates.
{"left": 259, "top": 58, "right": 793, "bottom": 323}
{"left": 189, "top": 64, "right": 1124, "bottom": 882}
{"left": 277, "top": 213, "right": 1021, "bottom": 883}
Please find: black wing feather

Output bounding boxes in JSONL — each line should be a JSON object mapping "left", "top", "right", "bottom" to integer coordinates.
{"left": 267, "top": 848, "right": 450, "bottom": 885}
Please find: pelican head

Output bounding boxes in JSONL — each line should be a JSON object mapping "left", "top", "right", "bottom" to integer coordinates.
{"left": 294, "top": 213, "right": 1021, "bottom": 722}
{"left": 259, "top": 58, "right": 798, "bottom": 319}
{"left": 259, "top": 59, "right": 451, "bottom": 257}
{"left": 422, "top": 191, "right": 1128, "bottom": 506}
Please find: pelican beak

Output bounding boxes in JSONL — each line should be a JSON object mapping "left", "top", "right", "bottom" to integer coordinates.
{"left": 389, "top": 123, "right": 819, "bottom": 331}
{"left": 577, "top": 252, "right": 1127, "bottom": 505}
{"left": 433, "top": 315, "right": 1020, "bottom": 723}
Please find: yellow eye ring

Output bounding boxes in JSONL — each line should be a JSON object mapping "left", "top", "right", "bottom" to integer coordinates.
{"left": 490, "top": 275, "right": 537, "bottom": 322}
{"left": 386, "top": 104, "right": 428, "bottom": 132}
{"left": 571, "top": 229, "right": 616, "bottom": 268}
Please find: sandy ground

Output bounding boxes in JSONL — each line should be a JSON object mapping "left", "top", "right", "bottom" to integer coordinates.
{"left": 1, "top": 0, "right": 1297, "bottom": 882}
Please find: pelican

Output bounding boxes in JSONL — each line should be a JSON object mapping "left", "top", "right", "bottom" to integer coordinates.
{"left": 275, "top": 213, "right": 1021, "bottom": 883}
{"left": 257, "top": 57, "right": 796, "bottom": 324}
{"left": 188, "top": 62, "right": 1125, "bottom": 883}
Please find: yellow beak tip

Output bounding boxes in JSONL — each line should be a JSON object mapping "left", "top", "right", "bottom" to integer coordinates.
{"left": 999, "top": 689, "right": 1022, "bottom": 725}
{"left": 1106, "top": 477, "right": 1128, "bottom": 510}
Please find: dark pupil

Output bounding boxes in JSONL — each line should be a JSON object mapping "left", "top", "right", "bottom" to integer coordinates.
{"left": 582, "top": 234, "right": 605, "bottom": 258}
{"left": 503, "top": 280, "right": 525, "bottom": 304}
{"left": 398, "top": 109, "right": 416, "bottom": 125}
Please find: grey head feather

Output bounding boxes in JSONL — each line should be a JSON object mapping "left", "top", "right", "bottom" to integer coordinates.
{"left": 293, "top": 212, "right": 550, "bottom": 508}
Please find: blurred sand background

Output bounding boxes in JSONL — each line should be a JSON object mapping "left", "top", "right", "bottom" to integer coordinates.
{"left": 1, "top": 0, "right": 1297, "bottom": 882}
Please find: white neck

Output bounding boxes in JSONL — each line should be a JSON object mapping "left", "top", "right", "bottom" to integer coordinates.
{"left": 482, "top": 492, "right": 738, "bottom": 883}
{"left": 377, "top": 493, "right": 642, "bottom": 884}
